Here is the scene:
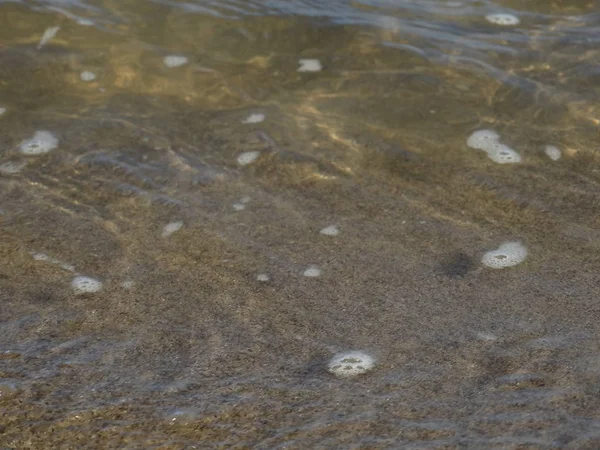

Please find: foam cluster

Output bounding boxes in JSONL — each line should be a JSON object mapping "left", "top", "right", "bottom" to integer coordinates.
{"left": 0, "top": 381, "right": 18, "bottom": 399}
{"left": 0, "top": 161, "right": 26, "bottom": 174}
{"left": 165, "top": 408, "right": 201, "bottom": 425}
{"left": 303, "top": 266, "right": 321, "bottom": 277}
{"left": 0, "top": 106, "right": 6, "bottom": 116}
{"left": 242, "top": 113, "right": 265, "bottom": 124}
{"left": 481, "top": 241, "right": 528, "bottom": 269}
{"left": 163, "top": 55, "right": 188, "bottom": 68}
{"left": 80, "top": 71, "right": 97, "bottom": 82}
{"left": 72, "top": 276, "right": 103, "bottom": 294}
{"left": 37, "top": 26, "right": 60, "bottom": 50}
{"left": 320, "top": 225, "right": 339, "bottom": 236}
{"left": 485, "top": 13, "right": 520, "bottom": 26}
{"left": 298, "top": 59, "right": 322, "bottom": 72}
{"left": 233, "top": 196, "right": 251, "bottom": 211}
{"left": 31, "top": 251, "right": 75, "bottom": 272}
{"left": 328, "top": 351, "right": 376, "bottom": 377}
{"left": 19, "top": 130, "right": 59, "bottom": 155}
{"left": 467, "top": 129, "right": 521, "bottom": 164}
{"left": 162, "top": 221, "right": 183, "bottom": 237}
{"left": 121, "top": 280, "right": 135, "bottom": 289}
{"left": 544, "top": 145, "right": 561, "bottom": 161}
{"left": 237, "top": 151, "right": 260, "bottom": 166}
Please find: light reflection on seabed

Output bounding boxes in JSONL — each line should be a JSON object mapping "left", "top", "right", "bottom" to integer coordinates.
{"left": 1, "top": 0, "right": 600, "bottom": 447}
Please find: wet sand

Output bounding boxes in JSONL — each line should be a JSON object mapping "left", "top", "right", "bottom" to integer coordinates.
{"left": 2, "top": 1, "right": 600, "bottom": 448}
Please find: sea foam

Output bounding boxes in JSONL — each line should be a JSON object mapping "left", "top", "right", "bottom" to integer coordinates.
{"left": 482, "top": 241, "right": 528, "bottom": 269}
{"left": 19, "top": 131, "right": 59, "bottom": 155}
{"left": 328, "top": 351, "right": 376, "bottom": 377}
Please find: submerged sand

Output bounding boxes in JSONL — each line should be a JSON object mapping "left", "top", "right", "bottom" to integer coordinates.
{"left": 1, "top": 1, "right": 600, "bottom": 448}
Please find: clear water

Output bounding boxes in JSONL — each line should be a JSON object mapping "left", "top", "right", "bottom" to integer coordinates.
{"left": 1, "top": 0, "right": 600, "bottom": 448}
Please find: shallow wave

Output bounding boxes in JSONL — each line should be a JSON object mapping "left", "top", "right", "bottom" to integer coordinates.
{"left": 2, "top": 0, "right": 600, "bottom": 448}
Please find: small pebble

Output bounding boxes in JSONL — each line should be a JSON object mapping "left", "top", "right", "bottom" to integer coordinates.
{"left": 256, "top": 274, "right": 270, "bottom": 282}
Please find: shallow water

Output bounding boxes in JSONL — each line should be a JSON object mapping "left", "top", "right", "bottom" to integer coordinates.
{"left": 1, "top": 0, "right": 600, "bottom": 448}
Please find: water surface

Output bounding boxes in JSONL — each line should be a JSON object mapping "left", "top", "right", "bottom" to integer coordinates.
{"left": 2, "top": 0, "right": 600, "bottom": 448}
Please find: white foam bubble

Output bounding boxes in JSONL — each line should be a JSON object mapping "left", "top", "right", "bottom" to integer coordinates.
{"left": 467, "top": 129, "right": 500, "bottom": 150}
{"left": 0, "top": 381, "right": 18, "bottom": 399}
{"left": 377, "top": 16, "right": 401, "bottom": 32}
{"left": 32, "top": 252, "right": 50, "bottom": 261}
{"left": 481, "top": 241, "right": 528, "bottom": 269}
{"left": 37, "top": 26, "right": 60, "bottom": 50}
{"left": 320, "top": 225, "right": 339, "bottom": 236}
{"left": 233, "top": 196, "right": 251, "bottom": 211}
{"left": 467, "top": 129, "right": 521, "bottom": 164}
{"left": 242, "top": 113, "right": 265, "bottom": 124}
{"left": 476, "top": 332, "right": 498, "bottom": 342}
{"left": 237, "top": 151, "right": 260, "bottom": 166}
{"left": 166, "top": 408, "right": 201, "bottom": 425}
{"left": 328, "top": 351, "right": 376, "bottom": 377}
{"left": 298, "top": 59, "right": 322, "bottom": 73}
{"left": 163, "top": 55, "right": 189, "bottom": 68}
{"left": 487, "top": 143, "right": 522, "bottom": 164}
{"left": 162, "top": 221, "right": 183, "bottom": 237}
{"left": 80, "top": 70, "right": 96, "bottom": 82}
{"left": 544, "top": 145, "right": 562, "bottom": 161}
{"left": 19, "top": 130, "right": 58, "bottom": 155}
{"left": 60, "top": 263, "right": 76, "bottom": 272}
{"left": 303, "top": 266, "right": 321, "bottom": 277}
{"left": 485, "top": 13, "right": 520, "bottom": 26}
{"left": 0, "top": 106, "right": 6, "bottom": 116}
{"left": 77, "top": 18, "right": 94, "bottom": 26}
{"left": 30, "top": 251, "right": 75, "bottom": 272}
{"left": 71, "top": 276, "right": 103, "bottom": 294}
{"left": 121, "top": 280, "right": 135, "bottom": 290}
{"left": 0, "top": 161, "right": 26, "bottom": 174}
{"left": 256, "top": 273, "right": 270, "bottom": 282}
